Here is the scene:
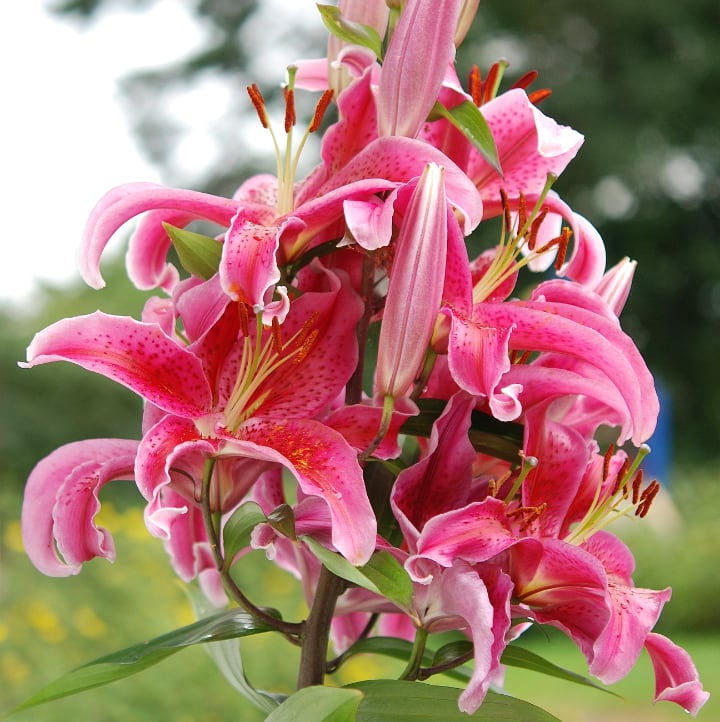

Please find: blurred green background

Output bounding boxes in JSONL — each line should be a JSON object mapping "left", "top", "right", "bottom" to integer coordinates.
{"left": 2, "top": 0, "right": 718, "bottom": 719}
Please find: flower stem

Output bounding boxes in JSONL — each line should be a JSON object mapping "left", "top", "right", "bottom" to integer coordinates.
{"left": 200, "top": 459, "right": 302, "bottom": 638}
{"left": 297, "top": 565, "right": 345, "bottom": 688}
{"left": 399, "top": 626, "right": 429, "bottom": 681}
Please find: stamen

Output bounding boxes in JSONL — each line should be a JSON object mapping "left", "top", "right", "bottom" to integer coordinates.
{"left": 527, "top": 208, "right": 548, "bottom": 250}
{"left": 238, "top": 301, "right": 250, "bottom": 338}
{"left": 511, "top": 69, "right": 539, "bottom": 91}
{"left": 631, "top": 469, "right": 644, "bottom": 504}
{"left": 481, "top": 59, "right": 508, "bottom": 105}
{"left": 517, "top": 193, "right": 527, "bottom": 236}
{"left": 602, "top": 443, "right": 615, "bottom": 482}
{"left": 612, "top": 457, "right": 631, "bottom": 495}
{"left": 528, "top": 88, "right": 552, "bottom": 105}
{"left": 271, "top": 316, "right": 282, "bottom": 355}
{"left": 224, "top": 310, "right": 321, "bottom": 431}
{"left": 489, "top": 470, "right": 512, "bottom": 497}
{"left": 468, "top": 64, "right": 482, "bottom": 106}
{"left": 565, "top": 444, "right": 653, "bottom": 544}
{"left": 283, "top": 86, "right": 296, "bottom": 132}
{"left": 500, "top": 188, "right": 512, "bottom": 234}
{"left": 554, "top": 227, "right": 571, "bottom": 270}
{"left": 309, "top": 90, "right": 334, "bottom": 133}
{"left": 636, "top": 480, "right": 660, "bottom": 518}
{"left": 507, "top": 503, "right": 547, "bottom": 532}
{"left": 247, "top": 83, "right": 269, "bottom": 128}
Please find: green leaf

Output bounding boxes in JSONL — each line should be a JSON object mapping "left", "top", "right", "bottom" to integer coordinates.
{"left": 163, "top": 222, "right": 222, "bottom": 280}
{"left": 302, "top": 538, "right": 413, "bottom": 611}
{"left": 267, "top": 503, "right": 297, "bottom": 541}
{"left": 222, "top": 501, "right": 267, "bottom": 569}
{"left": 430, "top": 101, "right": 502, "bottom": 176}
{"left": 14, "top": 610, "right": 273, "bottom": 712}
{"left": 317, "top": 4, "right": 383, "bottom": 60}
{"left": 501, "top": 645, "right": 619, "bottom": 696}
{"left": 266, "top": 686, "right": 363, "bottom": 722}
{"left": 358, "top": 550, "right": 414, "bottom": 609}
{"left": 400, "top": 399, "right": 523, "bottom": 464}
{"left": 348, "top": 680, "right": 563, "bottom": 721}
{"left": 431, "top": 639, "right": 473, "bottom": 668}
{"left": 332, "top": 636, "right": 472, "bottom": 685}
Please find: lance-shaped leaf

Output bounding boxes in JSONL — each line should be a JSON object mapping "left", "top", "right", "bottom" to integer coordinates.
{"left": 164, "top": 222, "right": 222, "bottom": 280}
{"left": 222, "top": 501, "right": 268, "bottom": 569}
{"left": 431, "top": 100, "right": 502, "bottom": 176}
{"left": 14, "top": 610, "right": 273, "bottom": 712}
{"left": 317, "top": 4, "right": 383, "bottom": 59}
{"left": 303, "top": 537, "right": 413, "bottom": 611}
{"left": 266, "top": 686, "right": 363, "bottom": 722}
{"left": 347, "top": 681, "right": 563, "bottom": 721}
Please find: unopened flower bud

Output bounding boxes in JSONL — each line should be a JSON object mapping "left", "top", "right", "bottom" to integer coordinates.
{"left": 377, "top": 0, "right": 462, "bottom": 138}
{"left": 594, "top": 256, "right": 637, "bottom": 316}
{"left": 376, "top": 163, "right": 447, "bottom": 400}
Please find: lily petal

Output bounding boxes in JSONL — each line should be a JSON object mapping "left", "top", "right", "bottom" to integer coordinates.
{"left": 226, "top": 418, "right": 377, "bottom": 566}
{"left": 471, "top": 89, "right": 583, "bottom": 199}
{"left": 21, "top": 439, "right": 138, "bottom": 576}
{"left": 645, "top": 633, "right": 710, "bottom": 716}
{"left": 80, "top": 183, "right": 238, "bottom": 289}
{"left": 24, "top": 312, "right": 212, "bottom": 419}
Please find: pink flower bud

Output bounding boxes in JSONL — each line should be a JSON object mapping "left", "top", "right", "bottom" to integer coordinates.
{"left": 377, "top": 0, "right": 462, "bottom": 138}
{"left": 376, "top": 163, "right": 447, "bottom": 400}
{"left": 594, "top": 256, "right": 637, "bottom": 316}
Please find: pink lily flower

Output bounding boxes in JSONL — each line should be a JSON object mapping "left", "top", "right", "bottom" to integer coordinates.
{"left": 444, "top": 278, "right": 658, "bottom": 446}
{"left": 395, "top": 398, "right": 707, "bottom": 715}
{"left": 23, "top": 264, "right": 377, "bottom": 566}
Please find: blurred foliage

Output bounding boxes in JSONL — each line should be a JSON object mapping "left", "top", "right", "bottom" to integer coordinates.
{"left": 47, "top": 0, "right": 720, "bottom": 463}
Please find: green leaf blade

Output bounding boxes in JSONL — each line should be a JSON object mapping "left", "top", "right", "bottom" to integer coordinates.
{"left": 164, "top": 222, "right": 222, "bottom": 280}
{"left": 348, "top": 680, "right": 563, "bottom": 721}
{"left": 222, "top": 501, "right": 267, "bottom": 569}
{"left": 266, "top": 686, "right": 363, "bottom": 722}
{"left": 316, "top": 4, "right": 383, "bottom": 60}
{"left": 302, "top": 538, "right": 413, "bottom": 612}
{"left": 501, "top": 645, "right": 619, "bottom": 696}
{"left": 431, "top": 101, "right": 502, "bottom": 176}
{"left": 14, "top": 610, "right": 273, "bottom": 712}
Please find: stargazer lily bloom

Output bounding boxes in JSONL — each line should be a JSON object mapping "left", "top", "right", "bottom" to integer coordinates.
{"left": 443, "top": 277, "right": 658, "bottom": 445}
{"left": 22, "top": 264, "right": 377, "bottom": 566}
{"left": 391, "top": 393, "right": 707, "bottom": 715}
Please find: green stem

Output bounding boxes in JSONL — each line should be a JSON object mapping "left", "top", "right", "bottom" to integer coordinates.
{"left": 297, "top": 565, "right": 346, "bottom": 688}
{"left": 346, "top": 251, "right": 375, "bottom": 406}
{"left": 200, "top": 459, "right": 302, "bottom": 639}
{"left": 399, "top": 626, "right": 429, "bottom": 681}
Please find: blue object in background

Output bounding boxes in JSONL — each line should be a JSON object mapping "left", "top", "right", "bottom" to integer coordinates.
{"left": 642, "top": 378, "right": 672, "bottom": 486}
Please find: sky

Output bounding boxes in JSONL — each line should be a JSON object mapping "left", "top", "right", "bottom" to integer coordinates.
{"left": 0, "top": 1, "right": 206, "bottom": 308}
